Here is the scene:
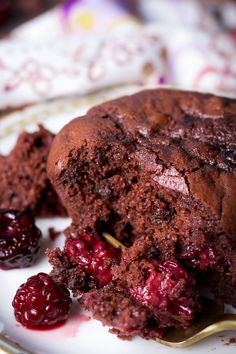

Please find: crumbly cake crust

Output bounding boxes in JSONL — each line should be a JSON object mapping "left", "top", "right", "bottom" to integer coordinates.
{"left": 0, "top": 126, "right": 66, "bottom": 216}
{"left": 47, "top": 89, "right": 236, "bottom": 338}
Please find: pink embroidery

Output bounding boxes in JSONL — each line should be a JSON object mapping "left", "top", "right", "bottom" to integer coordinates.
{"left": 88, "top": 59, "right": 106, "bottom": 81}
{"left": 111, "top": 42, "right": 132, "bottom": 65}
{"left": 4, "top": 60, "right": 55, "bottom": 96}
{"left": 192, "top": 33, "right": 236, "bottom": 91}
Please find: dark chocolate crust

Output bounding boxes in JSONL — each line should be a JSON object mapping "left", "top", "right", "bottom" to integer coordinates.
{"left": 47, "top": 89, "right": 236, "bottom": 338}
{"left": 0, "top": 126, "right": 66, "bottom": 216}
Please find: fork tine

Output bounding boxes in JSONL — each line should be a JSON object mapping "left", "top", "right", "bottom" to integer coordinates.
{"left": 102, "top": 232, "right": 126, "bottom": 250}
{"left": 156, "top": 314, "right": 236, "bottom": 348}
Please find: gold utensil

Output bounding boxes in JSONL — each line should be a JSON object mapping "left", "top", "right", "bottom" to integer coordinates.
{"left": 102, "top": 232, "right": 236, "bottom": 347}
{"left": 155, "top": 299, "right": 236, "bottom": 348}
{"left": 0, "top": 334, "right": 34, "bottom": 354}
{"left": 102, "top": 232, "right": 126, "bottom": 250}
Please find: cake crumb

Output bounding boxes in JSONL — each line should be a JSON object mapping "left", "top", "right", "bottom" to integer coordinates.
{"left": 48, "top": 227, "right": 61, "bottom": 241}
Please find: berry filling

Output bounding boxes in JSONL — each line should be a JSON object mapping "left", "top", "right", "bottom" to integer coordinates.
{"left": 183, "top": 247, "right": 219, "bottom": 271}
{"left": 12, "top": 273, "right": 72, "bottom": 328}
{"left": 65, "top": 233, "right": 121, "bottom": 286}
{"left": 130, "top": 260, "right": 201, "bottom": 327}
{"left": 0, "top": 209, "right": 41, "bottom": 269}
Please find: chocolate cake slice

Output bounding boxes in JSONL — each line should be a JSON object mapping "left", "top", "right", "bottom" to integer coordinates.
{"left": 0, "top": 126, "right": 66, "bottom": 216}
{"left": 47, "top": 89, "right": 236, "bottom": 339}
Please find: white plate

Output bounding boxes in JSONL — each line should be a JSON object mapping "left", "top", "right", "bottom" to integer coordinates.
{"left": 0, "top": 90, "right": 236, "bottom": 354}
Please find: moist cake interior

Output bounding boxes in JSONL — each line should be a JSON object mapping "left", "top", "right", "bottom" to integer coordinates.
{"left": 47, "top": 89, "right": 236, "bottom": 339}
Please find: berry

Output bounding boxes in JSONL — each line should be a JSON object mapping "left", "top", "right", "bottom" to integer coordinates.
{"left": 184, "top": 247, "right": 219, "bottom": 271}
{"left": 12, "top": 273, "right": 72, "bottom": 328}
{"left": 65, "top": 233, "right": 121, "bottom": 286}
{"left": 0, "top": 209, "right": 41, "bottom": 269}
{"left": 130, "top": 260, "right": 200, "bottom": 327}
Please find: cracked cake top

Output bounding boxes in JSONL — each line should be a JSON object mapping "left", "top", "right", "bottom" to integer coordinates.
{"left": 48, "top": 89, "right": 236, "bottom": 238}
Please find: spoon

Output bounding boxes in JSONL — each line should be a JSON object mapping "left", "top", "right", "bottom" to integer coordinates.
{"left": 102, "top": 232, "right": 236, "bottom": 347}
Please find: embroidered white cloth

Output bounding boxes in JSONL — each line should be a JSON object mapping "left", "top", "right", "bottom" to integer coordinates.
{"left": 0, "top": 0, "right": 236, "bottom": 110}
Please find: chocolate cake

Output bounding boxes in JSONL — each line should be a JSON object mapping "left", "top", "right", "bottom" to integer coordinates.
{"left": 47, "top": 89, "right": 236, "bottom": 339}
{"left": 0, "top": 126, "right": 66, "bottom": 216}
